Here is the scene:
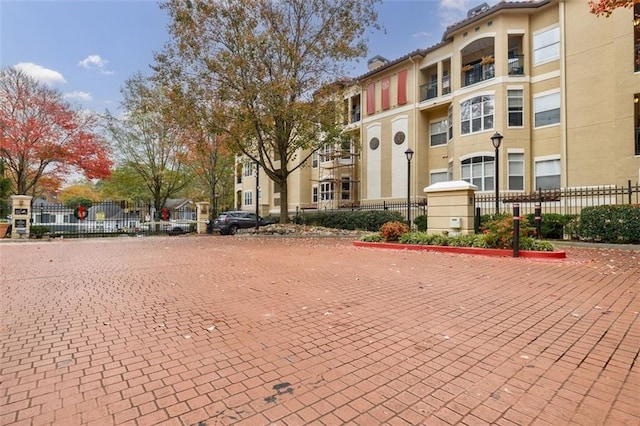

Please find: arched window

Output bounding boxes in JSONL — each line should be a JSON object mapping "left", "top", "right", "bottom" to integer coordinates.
{"left": 461, "top": 155, "right": 495, "bottom": 191}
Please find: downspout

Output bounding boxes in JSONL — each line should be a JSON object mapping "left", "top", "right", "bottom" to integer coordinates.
{"left": 559, "top": 0, "right": 568, "bottom": 188}
{"left": 409, "top": 56, "right": 417, "bottom": 204}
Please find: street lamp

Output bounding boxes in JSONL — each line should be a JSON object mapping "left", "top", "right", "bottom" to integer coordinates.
{"left": 404, "top": 148, "right": 414, "bottom": 228}
{"left": 490, "top": 132, "right": 504, "bottom": 213}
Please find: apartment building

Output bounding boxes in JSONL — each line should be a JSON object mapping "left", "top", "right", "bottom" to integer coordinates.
{"left": 236, "top": 0, "right": 640, "bottom": 216}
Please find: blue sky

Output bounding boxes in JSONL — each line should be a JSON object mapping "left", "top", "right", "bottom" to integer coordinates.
{"left": 1, "top": 0, "right": 498, "bottom": 114}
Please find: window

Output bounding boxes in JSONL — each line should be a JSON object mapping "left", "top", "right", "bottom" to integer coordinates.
{"left": 507, "top": 89, "right": 524, "bottom": 127}
{"left": 448, "top": 162, "right": 453, "bottom": 180}
{"left": 430, "top": 171, "right": 448, "bottom": 185}
{"left": 236, "top": 164, "right": 242, "bottom": 184}
{"left": 535, "top": 158, "right": 561, "bottom": 190}
{"left": 341, "top": 177, "right": 351, "bottom": 200}
{"left": 533, "top": 26, "right": 560, "bottom": 65}
{"left": 243, "top": 162, "right": 253, "bottom": 177}
{"left": 508, "top": 153, "right": 524, "bottom": 191}
{"left": 312, "top": 186, "right": 318, "bottom": 203}
{"left": 312, "top": 152, "right": 318, "bottom": 168}
{"left": 430, "top": 119, "right": 448, "bottom": 146}
{"left": 320, "top": 181, "right": 334, "bottom": 201}
{"left": 534, "top": 92, "right": 560, "bottom": 127}
{"left": 461, "top": 156, "right": 494, "bottom": 191}
{"left": 319, "top": 144, "right": 332, "bottom": 162}
{"left": 244, "top": 191, "right": 253, "bottom": 206}
{"left": 448, "top": 105, "right": 453, "bottom": 140}
{"left": 460, "top": 95, "right": 494, "bottom": 135}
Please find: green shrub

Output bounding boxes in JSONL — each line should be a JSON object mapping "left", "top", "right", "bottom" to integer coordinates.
{"left": 360, "top": 233, "right": 383, "bottom": 242}
{"left": 294, "top": 210, "right": 404, "bottom": 232}
{"left": 578, "top": 205, "right": 640, "bottom": 243}
{"left": 524, "top": 213, "right": 576, "bottom": 239}
{"left": 413, "top": 214, "right": 427, "bottom": 231}
{"left": 380, "top": 221, "right": 409, "bottom": 242}
{"left": 30, "top": 225, "right": 49, "bottom": 238}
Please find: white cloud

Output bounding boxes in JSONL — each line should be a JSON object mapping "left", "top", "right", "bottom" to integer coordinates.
{"left": 14, "top": 62, "right": 66, "bottom": 85}
{"left": 64, "top": 91, "right": 93, "bottom": 101}
{"left": 78, "top": 54, "right": 113, "bottom": 75}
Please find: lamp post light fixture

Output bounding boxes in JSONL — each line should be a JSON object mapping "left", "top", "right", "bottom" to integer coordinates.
{"left": 490, "top": 132, "right": 504, "bottom": 214}
{"left": 404, "top": 148, "right": 414, "bottom": 228}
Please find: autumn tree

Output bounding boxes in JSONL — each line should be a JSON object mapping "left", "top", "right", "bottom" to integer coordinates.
{"left": 58, "top": 181, "right": 101, "bottom": 208}
{"left": 0, "top": 67, "right": 112, "bottom": 196}
{"left": 157, "top": 75, "right": 236, "bottom": 218}
{"left": 589, "top": 0, "right": 633, "bottom": 16}
{"left": 158, "top": 0, "right": 380, "bottom": 222}
{"left": 104, "top": 73, "right": 191, "bottom": 213}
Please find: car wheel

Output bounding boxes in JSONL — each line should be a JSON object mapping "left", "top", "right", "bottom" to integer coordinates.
{"left": 229, "top": 225, "right": 238, "bottom": 235}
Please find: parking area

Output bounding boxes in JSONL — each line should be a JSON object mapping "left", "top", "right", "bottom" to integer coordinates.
{"left": 1, "top": 236, "right": 638, "bottom": 425}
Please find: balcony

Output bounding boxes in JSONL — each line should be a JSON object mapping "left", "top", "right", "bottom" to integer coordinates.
{"left": 419, "top": 81, "right": 438, "bottom": 102}
{"left": 508, "top": 54, "right": 525, "bottom": 75}
{"left": 462, "top": 61, "right": 494, "bottom": 87}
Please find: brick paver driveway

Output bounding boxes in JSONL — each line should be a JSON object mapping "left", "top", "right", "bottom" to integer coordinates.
{"left": 1, "top": 236, "right": 638, "bottom": 425}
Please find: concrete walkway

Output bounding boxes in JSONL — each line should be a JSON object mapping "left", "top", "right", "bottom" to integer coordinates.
{"left": 1, "top": 236, "right": 638, "bottom": 425}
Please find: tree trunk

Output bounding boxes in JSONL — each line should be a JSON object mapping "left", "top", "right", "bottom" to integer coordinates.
{"left": 279, "top": 178, "right": 289, "bottom": 224}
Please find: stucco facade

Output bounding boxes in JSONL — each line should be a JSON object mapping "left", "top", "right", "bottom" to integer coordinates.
{"left": 236, "top": 0, "right": 640, "bottom": 217}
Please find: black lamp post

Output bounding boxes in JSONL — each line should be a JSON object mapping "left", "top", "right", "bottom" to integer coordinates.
{"left": 255, "top": 161, "right": 260, "bottom": 231}
{"left": 490, "top": 132, "right": 504, "bottom": 214}
{"left": 404, "top": 148, "right": 414, "bottom": 228}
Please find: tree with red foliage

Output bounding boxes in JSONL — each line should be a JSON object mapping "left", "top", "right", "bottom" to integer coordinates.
{"left": 589, "top": 0, "right": 633, "bottom": 17}
{"left": 0, "top": 67, "right": 112, "bottom": 196}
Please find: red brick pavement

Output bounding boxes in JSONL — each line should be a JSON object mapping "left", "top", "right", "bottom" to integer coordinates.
{"left": 0, "top": 236, "right": 638, "bottom": 425}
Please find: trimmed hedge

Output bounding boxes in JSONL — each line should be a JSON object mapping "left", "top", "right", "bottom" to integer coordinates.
{"left": 293, "top": 210, "right": 404, "bottom": 232}
{"left": 523, "top": 213, "right": 577, "bottom": 240}
{"left": 578, "top": 205, "right": 640, "bottom": 244}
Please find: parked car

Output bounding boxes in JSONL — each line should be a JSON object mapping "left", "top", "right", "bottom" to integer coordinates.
{"left": 213, "top": 211, "right": 274, "bottom": 235}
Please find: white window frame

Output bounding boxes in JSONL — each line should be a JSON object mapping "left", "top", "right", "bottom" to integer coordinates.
{"left": 507, "top": 151, "right": 525, "bottom": 191}
{"left": 534, "top": 156, "right": 561, "bottom": 190}
{"left": 243, "top": 162, "right": 253, "bottom": 177}
{"left": 312, "top": 186, "right": 318, "bottom": 203}
{"left": 430, "top": 119, "right": 448, "bottom": 147}
{"left": 341, "top": 176, "right": 351, "bottom": 200}
{"left": 534, "top": 91, "right": 561, "bottom": 128}
{"left": 447, "top": 105, "right": 453, "bottom": 140}
{"left": 320, "top": 181, "right": 334, "bottom": 201}
{"left": 507, "top": 88, "right": 524, "bottom": 128}
{"left": 460, "top": 95, "right": 494, "bottom": 135}
{"left": 461, "top": 154, "right": 495, "bottom": 191}
{"left": 244, "top": 190, "right": 253, "bottom": 206}
{"left": 312, "top": 152, "right": 318, "bottom": 168}
{"left": 533, "top": 26, "right": 560, "bottom": 65}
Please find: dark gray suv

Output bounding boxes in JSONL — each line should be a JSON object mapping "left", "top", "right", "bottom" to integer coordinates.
{"left": 213, "top": 211, "right": 274, "bottom": 235}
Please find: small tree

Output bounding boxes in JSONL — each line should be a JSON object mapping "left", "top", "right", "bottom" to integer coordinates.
{"left": 104, "top": 73, "right": 191, "bottom": 212}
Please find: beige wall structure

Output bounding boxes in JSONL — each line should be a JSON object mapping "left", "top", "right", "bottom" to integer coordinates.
{"left": 235, "top": 0, "right": 640, "bottom": 218}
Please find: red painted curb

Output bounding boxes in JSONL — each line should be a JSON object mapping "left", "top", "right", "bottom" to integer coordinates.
{"left": 353, "top": 241, "right": 566, "bottom": 259}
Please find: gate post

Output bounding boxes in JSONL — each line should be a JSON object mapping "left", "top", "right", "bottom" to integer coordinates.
{"left": 10, "top": 195, "right": 33, "bottom": 239}
{"left": 196, "top": 202, "right": 210, "bottom": 234}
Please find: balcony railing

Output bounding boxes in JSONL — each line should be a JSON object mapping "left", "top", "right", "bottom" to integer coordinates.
{"left": 508, "top": 54, "right": 525, "bottom": 75}
{"left": 419, "top": 81, "right": 438, "bottom": 102}
{"left": 462, "top": 62, "right": 494, "bottom": 87}
{"left": 442, "top": 75, "right": 451, "bottom": 95}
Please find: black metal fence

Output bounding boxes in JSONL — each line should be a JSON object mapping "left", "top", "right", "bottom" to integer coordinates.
{"left": 474, "top": 181, "right": 640, "bottom": 216}
{"left": 23, "top": 200, "right": 197, "bottom": 238}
